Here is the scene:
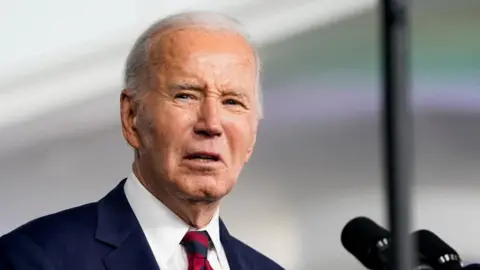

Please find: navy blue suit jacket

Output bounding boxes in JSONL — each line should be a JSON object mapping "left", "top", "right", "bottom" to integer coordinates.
{"left": 0, "top": 180, "right": 284, "bottom": 270}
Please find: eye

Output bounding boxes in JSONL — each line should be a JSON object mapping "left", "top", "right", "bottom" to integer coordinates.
{"left": 174, "top": 93, "right": 197, "bottom": 100}
{"left": 223, "top": 98, "right": 244, "bottom": 107}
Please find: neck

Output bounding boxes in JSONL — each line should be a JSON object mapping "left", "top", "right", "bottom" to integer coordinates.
{"left": 132, "top": 160, "right": 219, "bottom": 228}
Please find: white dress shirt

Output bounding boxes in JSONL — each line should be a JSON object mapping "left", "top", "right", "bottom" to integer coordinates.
{"left": 124, "top": 172, "right": 230, "bottom": 270}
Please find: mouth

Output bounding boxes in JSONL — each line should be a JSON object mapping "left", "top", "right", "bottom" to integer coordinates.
{"left": 184, "top": 152, "right": 222, "bottom": 162}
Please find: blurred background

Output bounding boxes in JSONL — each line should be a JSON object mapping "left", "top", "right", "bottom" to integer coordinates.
{"left": 1, "top": 0, "right": 479, "bottom": 269}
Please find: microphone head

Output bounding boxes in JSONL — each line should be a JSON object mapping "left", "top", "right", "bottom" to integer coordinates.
{"left": 413, "top": 230, "right": 462, "bottom": 270}
{"left": 341, "top": 216, "right": 390, "bottom": 269}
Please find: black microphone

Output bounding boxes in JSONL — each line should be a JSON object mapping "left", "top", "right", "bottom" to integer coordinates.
{"left": 341, "top": 217, "right": 433, "bottom": 270}
{"left": 463, "top": 264, "right": 480, "bottom": 270}
{"left": 413, "top": 230, "right": 462, "bottom": 270}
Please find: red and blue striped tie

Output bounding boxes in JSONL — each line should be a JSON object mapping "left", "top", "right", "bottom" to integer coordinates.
{"left": 181, "top": 231, "right": 214, "bottom": 270}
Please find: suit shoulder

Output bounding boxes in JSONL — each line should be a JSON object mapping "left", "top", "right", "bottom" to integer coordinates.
{"left": 228, "top": 236, "right": 285, "bottom": 269}
{"left": 1, "top": 202, "right": 98, "bottom": 248}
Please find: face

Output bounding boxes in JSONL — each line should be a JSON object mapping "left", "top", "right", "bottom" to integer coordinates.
{"left": 121, "top": 28, "right": 259, "bottom": 202}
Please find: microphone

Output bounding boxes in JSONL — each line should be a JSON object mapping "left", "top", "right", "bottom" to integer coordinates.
{"left": 463, "top": 265, "right": 480, "bottom": 270}
{"left": 413, "top": 230, "right": 462, "bottom": 270}
{"left": 341, "top": 217, "right": 433, "bottom": 270}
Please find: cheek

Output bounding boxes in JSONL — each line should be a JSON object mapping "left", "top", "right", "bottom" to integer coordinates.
{"left": 225, "top": 120, "right": 256, "bottom": 160}
{"left": 146, "top": 107, "right": 192, "bottom": 152}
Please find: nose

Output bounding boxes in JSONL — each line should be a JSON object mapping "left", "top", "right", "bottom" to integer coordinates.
{"left": 193, "top": 98, "right": 223, "bottom": 138}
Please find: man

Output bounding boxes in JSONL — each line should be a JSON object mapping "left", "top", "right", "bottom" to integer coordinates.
{"left": 0, "top": 11, "right": 284, "bottom": 270}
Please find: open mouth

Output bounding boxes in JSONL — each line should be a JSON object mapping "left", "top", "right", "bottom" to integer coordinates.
{"left": 185, "top": 152, "right": 221, "bottom": 162}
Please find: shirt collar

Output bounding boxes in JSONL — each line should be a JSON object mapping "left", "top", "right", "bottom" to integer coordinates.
{"left": 124, "top": 171, "right": 223, "bottom": 266}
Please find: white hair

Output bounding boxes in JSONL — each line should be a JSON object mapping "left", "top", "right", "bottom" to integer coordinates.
{"left": 123, "top": 11, "right": 264, "bottom": 118}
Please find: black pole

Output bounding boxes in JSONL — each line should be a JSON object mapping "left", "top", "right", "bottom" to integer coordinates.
{"left": 380, "top": 1, "right": 414, "bottom": 270}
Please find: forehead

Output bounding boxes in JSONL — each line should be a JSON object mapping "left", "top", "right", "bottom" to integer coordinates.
{"left": 149, "top": 28, "right": 257, "bottom": 77}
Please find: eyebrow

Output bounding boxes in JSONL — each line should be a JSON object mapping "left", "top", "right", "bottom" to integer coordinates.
{"left": 168, "top": 82, "right": 205, "bottom": 91}
{"left": 224, "top": 90, "right": 248, "bottom": 100}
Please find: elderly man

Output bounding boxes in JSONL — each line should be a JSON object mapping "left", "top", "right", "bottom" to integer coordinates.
{"left": 0, "top": 11, "right": 284, "bottom": 270}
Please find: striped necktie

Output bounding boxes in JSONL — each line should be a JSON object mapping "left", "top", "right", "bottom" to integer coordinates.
{"left": 181, "top": 231, "right": 214, "bottom": 270}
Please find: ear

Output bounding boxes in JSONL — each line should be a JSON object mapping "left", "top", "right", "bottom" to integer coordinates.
{"left": 120, "top": 89, "right": 142, "bottom": 149}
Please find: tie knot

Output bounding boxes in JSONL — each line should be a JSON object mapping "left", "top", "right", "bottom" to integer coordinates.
{"left": 181, "top": 231, "right": 210, "bottom": 259}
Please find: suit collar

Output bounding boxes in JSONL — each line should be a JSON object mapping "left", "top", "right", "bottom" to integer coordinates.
{"left": 96, "top": 179, "right": 159, "bottom": 270}
{"left": 219, "top": 219, "right": 248, "bottom": 270}
{"left": 95, "top": 179, "right": 135, "bottom": 246}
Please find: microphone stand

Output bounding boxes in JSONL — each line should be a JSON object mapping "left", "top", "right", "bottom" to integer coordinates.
{"left": 380, "top": 0, "right": 414, "bottom": 270}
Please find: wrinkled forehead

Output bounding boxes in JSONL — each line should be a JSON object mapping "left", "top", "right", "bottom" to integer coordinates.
{"left": 148, "top": 27, "right": 257, "bottom": 72}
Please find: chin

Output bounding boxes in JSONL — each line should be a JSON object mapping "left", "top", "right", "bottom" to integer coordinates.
{"left": 177, "top": 176, "right": 232, "bottom": 202}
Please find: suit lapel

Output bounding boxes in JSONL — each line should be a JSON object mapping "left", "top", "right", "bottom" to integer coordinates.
{"left": 102, "top": 227, "right": 160, "bottom": 270}
{"left": 95, "top": 179, "right": 159, "bottom": 270}
{"left": 219, "top": 219, "right": 249, "bottom": 270}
